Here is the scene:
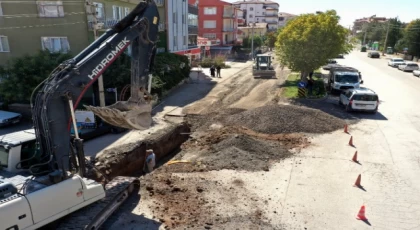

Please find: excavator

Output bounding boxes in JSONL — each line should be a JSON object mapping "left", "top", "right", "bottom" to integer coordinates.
{"left": 0, "top": 0, "right": 159, "bottom": 229}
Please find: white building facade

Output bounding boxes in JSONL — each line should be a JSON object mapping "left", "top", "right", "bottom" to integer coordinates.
{"left": 233, "top": 0, "right": 279, "bottom": 31}
{"left": 278, "top": 12, "right": 297, "bottom": 28}
{"left": 166, "top": 0, "right": 188, "bottom": 53}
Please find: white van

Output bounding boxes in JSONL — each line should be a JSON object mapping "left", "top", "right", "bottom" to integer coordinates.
{"left": 339, "top": 88, "right": 379, "bottom": 113}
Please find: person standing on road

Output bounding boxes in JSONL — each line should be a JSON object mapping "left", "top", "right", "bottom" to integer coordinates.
{"left": 307, "top": 76, "right": 314, "bottom": 96}
{"left": 143, "top": 149, "right": 156, "bottom": 174}
{"left": 210, "top": 65, "right": 215, "bottom": 77}
{"left": 216, "top": 65, "right": 221, "bottom": 78}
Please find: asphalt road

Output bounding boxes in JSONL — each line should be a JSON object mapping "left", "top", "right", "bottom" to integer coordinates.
{"left": 280, "top": 50, "right": 420, "bottom": 229}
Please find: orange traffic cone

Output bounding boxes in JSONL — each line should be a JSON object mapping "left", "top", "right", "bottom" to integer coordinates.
{"left": 356, "top": 205, "right": 367, "bottom": 220}
{"left": 349, "top": 136, "right": 354, "bottom": 146}
{"left": 344, "top": 124, "right": 348, "bottom": 133}
{"left": 352, "top": 151, "right": 358, "bottom": 162}
{"left": 354, "top": 174, "right": 362, "bottom": 187}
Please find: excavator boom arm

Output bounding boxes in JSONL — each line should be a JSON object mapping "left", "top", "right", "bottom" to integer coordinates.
{"left": 31, "top": 0, "right": 159, "bottom": 173}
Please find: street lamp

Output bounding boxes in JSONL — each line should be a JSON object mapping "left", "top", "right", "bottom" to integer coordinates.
{"left": 251, "top": 22, "right": 256, "bottom": 59}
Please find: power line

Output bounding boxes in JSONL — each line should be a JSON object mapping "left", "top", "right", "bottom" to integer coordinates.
{"left": 0, "top": 21, "right": 86, "bottom": 30}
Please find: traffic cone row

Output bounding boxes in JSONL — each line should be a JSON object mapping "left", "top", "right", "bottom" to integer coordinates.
{"left": 343, "top": 124, "right": 369, "bottom": 222}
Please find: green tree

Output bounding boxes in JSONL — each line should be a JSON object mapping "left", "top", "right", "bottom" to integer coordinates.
{"left": 403, "top": 19, "right": 420, "bottom": 57}
{"left": 386, "top": 18, "right": 404, "bottom": 49}
{"left": 0, "top": 50, "right": 72, "bottom": 103}
{"left": 242, "top": 36, "right": 263, "bottom": 49}
{"left": 275, "top": 10, "right": 349, "bottom": 79}
{"left": 264, "top": 31, "right": 277, "bottom": 48}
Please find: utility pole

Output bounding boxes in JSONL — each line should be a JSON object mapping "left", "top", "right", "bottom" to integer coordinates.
{"left": 362, "top": 24, "right": 368, "bottom": 46}
{"left": 382, "top": 19, "right": 391, "bottom": 55}
{"left": 86, "top": 0, "right": 106, "bottom": 107}
{"left": 251, "top": 22, "right": 254, "bottom": 59}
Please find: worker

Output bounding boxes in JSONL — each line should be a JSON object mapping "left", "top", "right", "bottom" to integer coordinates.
{"left": 216, "top": 65, "right": 221, "bottom": 78}
{"left": 210, "top": 65, "right": 215, "bottom": 77}
{"left": 143, "top": 149, "right": 156, "bottom": 173}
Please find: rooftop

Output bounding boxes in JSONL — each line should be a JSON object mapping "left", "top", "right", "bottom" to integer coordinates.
{"left": 232, "top": 0, "right": 279, "bottom": 5}
{"left": 0, "top": 129, "right": 36, "bottom": 147}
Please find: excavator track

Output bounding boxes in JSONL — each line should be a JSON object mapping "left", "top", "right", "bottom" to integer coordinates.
{"left": 56, "top": 176, "right": 140, "bottom": 230}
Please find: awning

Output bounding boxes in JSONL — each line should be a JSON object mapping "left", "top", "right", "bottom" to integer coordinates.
{"left": 174, "top": 47, "right": 201, "bottom": 55}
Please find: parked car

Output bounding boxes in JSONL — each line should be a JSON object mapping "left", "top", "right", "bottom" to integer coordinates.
{"left": 0, "top": 110, "right": 22, "bottom": 127}
{"left": 336, "top": 54, "right": 344, "bottom": 58}
{"left": 328, "top": 66, "right": 363, "bottom": 94}
{"left": 388, "top": 58, "right": 405, "bottom": 67}
{"left": 322, "top": 59, "right": 339, "bottom": 70}
{"left": 367, "top": 51, "right": 380, "bottom": 58}
{"left": 413, "top": 69, "right": 420, "bottom": 77}
{"left": 398, "top": 62, "right": 419, "bottom": 72}
{"left": 339, "top": 88, "right": 379, "bottom": 114}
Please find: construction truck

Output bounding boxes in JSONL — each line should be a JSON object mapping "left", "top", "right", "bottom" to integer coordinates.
{"left": 0, "top": 0, "right": 159, "bottom": 229}
{"left": 252, "top": 54, "right": 276, "bottom": 78}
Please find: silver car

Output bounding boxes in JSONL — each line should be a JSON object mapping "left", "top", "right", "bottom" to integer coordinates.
{"left": 0, "top": 110, "right": 22, "bottom": 127}
{"left": 388, "top": 58, "right": 405, "bottom": 67}
{"left": 398, "top": 62, "right": 419, "bottom": 72}
{"left": 413, "top": 69, "right": 420, "bottom": 77}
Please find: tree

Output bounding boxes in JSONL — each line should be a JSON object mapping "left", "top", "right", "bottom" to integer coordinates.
{"left": 403, "top": 19, "right": 420, "bottom": 57}
{"left": 0, "top": 50, "right": 72, "bottom": 103}
{"left": 386, "top": 18, "right": 404, "bottom": 49}
{"left": 275, "top": 10, "right": 349, "bottom": 79}
{"left": 264, "top": 31, "right": 277, "bottom": 48}
{"left": 242, "top": 36, "right": 263, "bottom": 49}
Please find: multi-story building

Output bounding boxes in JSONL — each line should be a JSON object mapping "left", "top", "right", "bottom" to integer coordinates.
{"left": 86, "top": 0, "right": 166, "bottom": 53}
{"left": 278, "top": 12, "right": 297, "bottom": 28}
{"left": 352, "top": 16, "right": 388, "bottom": 35}
{"left": 198, "top": 0, "right": 241, "bottom": 56}
{"left": 238, "top": 22, "right": 267, "bottom": 39}
{"left": 233, "top": 0, "right": 279, "bottom": 31}
{"left": 0, "top": 0, "right": 167, "bottom": 66}
{"left": 0, "top": 0, "right": 90, "bottom": 66}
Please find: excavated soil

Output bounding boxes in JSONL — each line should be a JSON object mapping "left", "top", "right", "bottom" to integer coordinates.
{"left": 225, "top": 104, "right": 346, "bottom": 134}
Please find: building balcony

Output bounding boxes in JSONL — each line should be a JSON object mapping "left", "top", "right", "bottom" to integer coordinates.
{"left": 266, "top": 21, "right": 278, "bottom": 24}
{"left": 265, "top": 13, "right": 277, "bottom": 17}
{"left": 88, "top": 18, "right": 118, "bottom": 30}
{"left": 188, "top": 45, "right": 198, "bottom": 49}
{"left": 155, "top": 0, "right": 164, "bottom": 7}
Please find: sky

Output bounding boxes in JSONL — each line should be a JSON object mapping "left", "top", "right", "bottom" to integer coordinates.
{"left": 224, "top": 0, "right": 420, "bottom": 27}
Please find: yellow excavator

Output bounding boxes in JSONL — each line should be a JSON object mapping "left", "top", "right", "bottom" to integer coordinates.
{"left": 0, "top": 0, "right": 159, "bottom": 229}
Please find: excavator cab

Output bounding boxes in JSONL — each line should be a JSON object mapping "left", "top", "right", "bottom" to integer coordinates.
{"left": 252, "top": 54, "right": 276, "bottom": 78}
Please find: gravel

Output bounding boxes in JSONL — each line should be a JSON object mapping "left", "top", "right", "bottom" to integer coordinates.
{"left": 225, "top": 104, "right": 346, "bottom": 134}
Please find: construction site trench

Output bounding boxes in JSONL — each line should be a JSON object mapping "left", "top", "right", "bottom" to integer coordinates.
{"left": 87, "top": 63, "right": 348, "bottom": 229}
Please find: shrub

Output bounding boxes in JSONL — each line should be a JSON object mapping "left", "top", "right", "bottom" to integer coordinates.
{"left": 199, "top": 55, "right": 230, "bottom": 68}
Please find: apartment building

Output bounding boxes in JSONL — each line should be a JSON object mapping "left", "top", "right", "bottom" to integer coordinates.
{"left": 198, "top": 0, "right": 241, "bottom": 47}
{"left": 352, "top": 16, "right": 388, "bottom": 35}
{"left": 238, "top": 22, "right": 267, "bottom": 39}
{"left": 233, "top": 0, "right": 279, "bottom": 31}
{"left": 0, "top": 0, "right": 89, "bottom": 66}
{"left": 86, "top": 0, "right": 166, "bottom": 53}
{"left": 278, "top": 12, "right": 297, "bottom": 28}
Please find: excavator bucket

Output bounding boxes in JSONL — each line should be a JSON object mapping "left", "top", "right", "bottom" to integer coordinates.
{"left": 84, "top": 100, "right": 152, "bottom": 130}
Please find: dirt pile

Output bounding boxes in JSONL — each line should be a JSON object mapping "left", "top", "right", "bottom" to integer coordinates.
{"left": 225, "top": 104, "right": 346, "bottom": 134}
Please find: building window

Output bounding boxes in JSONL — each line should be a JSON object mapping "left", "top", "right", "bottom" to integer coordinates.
{"left": 0, "top": 36, "right": 10, "bottom": 52}
{"left": 203, "top": 20, "right": 216, "bottom": 28}
{"left": 41, "top": 37, "right": 70, "bottom": 53}
{"left": 184, "top": 35, "right": 187, "bottom": 46}
{"left": 0, "top": 2, "right": 4, "bottom": 16}
{"left": 112, "top": 6, "right": 123, "bottom": 20}
{"left": 188, "top": 35, "right": 197, "bottom": 46}
{"left": 262, "top": 11, "right": 265, "bottom": 15}
{"left": 124, "top": 7, "right": 130, "bottom": 17}
{"left": 250, "top": 7, "right": 253, "bottom": 11}
{"left": 188, "top": 14, "right": 198, "bottom": 27}
{"left": 93, "top": 2, "right": 104, "bottom": 18}
{"left": 203, "top": 33, "right": 216, "bottom": 39}
{"left": 174, "top": 35, "right": 177, "bottom": 49}
{"left": 182, "top": 13, "right": 185, "bottom": 24}
{"left": 37, "top": 1, "right": 64, "bottom": 18}
{"left": 173, "top": 12, "right": 177, "bottom": 23}
{"left": 249, "top": 14, "right": 253, "bottom": 18}
{"left": 204, "top": 7, "right": 216, "bottom": 15}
